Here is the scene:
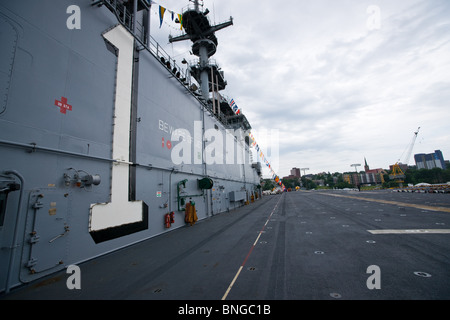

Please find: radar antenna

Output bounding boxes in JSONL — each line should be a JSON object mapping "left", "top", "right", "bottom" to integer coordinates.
{"left": 169, "top": 1, "right": 233, "bottom": 101}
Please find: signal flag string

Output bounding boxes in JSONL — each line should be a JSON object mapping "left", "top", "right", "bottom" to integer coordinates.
{"left": 148, "top": 0, "right": 184, "bottom": 30}
{"left": 230, "top": 98, "right": 285, "bottom": 191}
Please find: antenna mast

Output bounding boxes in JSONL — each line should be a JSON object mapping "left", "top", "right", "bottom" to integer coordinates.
{"left": 169, "top": 2, "right": 233, "bottom": 102}
{"left": 193, "top": 0, "right": 200, "bottom": 12}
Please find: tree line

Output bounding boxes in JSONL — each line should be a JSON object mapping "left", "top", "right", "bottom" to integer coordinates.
{"left": 384, "top": 167, "right": 450, "bottom": 188}
{"left": 262, "top": 167, "right": 450, "bottom": 191}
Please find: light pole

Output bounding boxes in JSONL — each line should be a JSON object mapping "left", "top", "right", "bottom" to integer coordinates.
{"left": 351, "top": 164, "right": 361, "bottom": 188}
{"left": 300, "top": 168, "right": 309, "bottom": 176}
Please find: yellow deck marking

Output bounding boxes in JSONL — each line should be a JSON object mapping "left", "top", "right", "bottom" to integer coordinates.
{"left": 368, "top": 229, "right": 450, "bottom": 234}
{"left": 318, "top": 193, "right": 450, "bottom": 213}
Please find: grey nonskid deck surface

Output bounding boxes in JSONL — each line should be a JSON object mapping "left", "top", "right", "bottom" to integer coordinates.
{"left": 3, "top": 190, "right": 450, "bottom": 300}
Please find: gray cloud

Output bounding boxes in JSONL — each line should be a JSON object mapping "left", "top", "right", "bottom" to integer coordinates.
{"left": 153, "top": 0, "right": 450, "bottom": 176}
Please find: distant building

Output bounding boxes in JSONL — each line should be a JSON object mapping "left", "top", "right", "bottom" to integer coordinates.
{"left": 343, "top": 173, "right": 358, "bottom": 186}
{"left": 364, "top": 157, "right": 386, "bottom": 174}
{"left": 343, "top": 172, "right": 384, "bottom": 186}
{"left": 283, "top": 167, "right": 302, "bottom": 180}
{"left": 290, "top": 167, "right": 301, "bottom": 178}
{"left": 414, "top": 150, "right": 446, "bottom": 169}
{"left": 361, "top": 172, "right": 385, "bottom": 185}
{"left": 344, "top": 158, "right": 385, "bottom": 186}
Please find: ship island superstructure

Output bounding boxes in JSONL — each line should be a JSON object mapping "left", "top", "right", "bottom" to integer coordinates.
{"left": 0, "top": 0, "right": 261, "bottom": 293}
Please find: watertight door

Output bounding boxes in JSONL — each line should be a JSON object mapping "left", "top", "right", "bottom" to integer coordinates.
{"left": 22, "top": 190, "right": 70, "bottom": 279}
{"left": 211, "top": 187, "right": 222, "bottom": 215}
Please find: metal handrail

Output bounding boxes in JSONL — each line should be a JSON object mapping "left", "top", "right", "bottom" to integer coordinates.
{"left": 92, "top": 0, "right": 247, "bottom": 130}
{"left": 92, "top": 1, "right": 200, "bottom": 95}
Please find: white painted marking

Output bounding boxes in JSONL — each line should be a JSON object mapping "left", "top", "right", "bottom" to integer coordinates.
{"left": 222, "top": 195, "right": 283, "bottom": 300}
{"left": 222, "top": 266, "right": 243, "bottom": 300}
{"left": 253, "top": 233, "right": 262, "bottom": 246}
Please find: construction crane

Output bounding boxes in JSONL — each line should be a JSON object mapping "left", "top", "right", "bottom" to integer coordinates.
{"left": 389, "top": 127, "right": 420, "bottom": 184}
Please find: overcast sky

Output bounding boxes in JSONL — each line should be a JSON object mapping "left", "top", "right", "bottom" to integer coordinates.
{"left": 150, "top": 0, "right": 450, "bottom": 177}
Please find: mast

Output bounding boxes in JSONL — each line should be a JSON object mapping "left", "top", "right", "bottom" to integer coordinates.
{"left": 169, "top": 1, "right": 233, "bottom": 102}
{"left": 193, "top": 0, "right": 200, "bottom": 12}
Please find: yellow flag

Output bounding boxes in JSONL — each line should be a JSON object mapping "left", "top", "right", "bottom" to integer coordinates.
{"left": 159, "top": 6, "right": 166, "bottom": 28}
{"left": 178, "top": 13, "right": 183, "bottom": 30}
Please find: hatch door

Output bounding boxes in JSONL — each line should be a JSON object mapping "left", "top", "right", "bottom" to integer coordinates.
{"left": 24, "top": 190, "right": 70, "bottom": 276}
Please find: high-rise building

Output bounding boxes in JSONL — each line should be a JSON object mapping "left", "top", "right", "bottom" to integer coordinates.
{"left": 414, "top": 150, "right": 446, "bottom": 169}
{"left": 290, "top": 167, "right": 301, "bottom": 178}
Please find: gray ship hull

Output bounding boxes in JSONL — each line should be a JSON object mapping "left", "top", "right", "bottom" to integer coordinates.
{"left": 0, "top": 0, "right": 261, "bottom": 293}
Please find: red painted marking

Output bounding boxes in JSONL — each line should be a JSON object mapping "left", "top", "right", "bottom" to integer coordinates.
{"left": 166, "top": 140, "right": 172, "bottom": 150}
{"left": 162, "top": 137, "right": 165, "bottom": 148}
{"left": 240, "top": 196, "right": 281, "bottom": 267}
{"left": 54, "top": 97, "right": 72, "bottom": 114}
{"left": 241, "top": 244, "right": 256, "bottom": 267}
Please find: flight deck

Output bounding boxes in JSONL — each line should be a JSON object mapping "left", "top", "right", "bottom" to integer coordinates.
{"left": 3, "top": 189, "right": 450, "bottom": 301}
